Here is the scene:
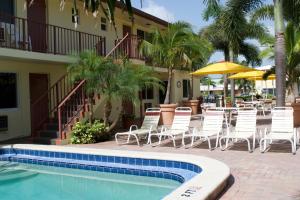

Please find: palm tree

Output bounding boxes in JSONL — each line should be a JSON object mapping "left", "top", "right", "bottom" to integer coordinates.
{"left": 202, "top": 0, "right": 267, "bottom": 103}
{"left": 251, "top": 0, "right": 300, "bottom": 105}
{"left": 200, "top": 76, "right": 216, "bottom": 94}
{"left": 141, "top": 21, "right": 212, "bottom": 104}
{"left": 68, "top": 51, "right": 162, "bottom": 132}
{"left": 260, "top": 22, "right": 300, "bottom": 101}
{"left": 236, "top": 79, "right": 254, "bottom": 94}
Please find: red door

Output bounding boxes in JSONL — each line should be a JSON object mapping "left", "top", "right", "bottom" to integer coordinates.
{"left": 30, "top": 74, "right": 49, "bottom": 136}
{"left": 123, "top": 25, "right": 132, "bottom": 57}
{"left": 27, "top": 0, "right": 47, "bottom": 53}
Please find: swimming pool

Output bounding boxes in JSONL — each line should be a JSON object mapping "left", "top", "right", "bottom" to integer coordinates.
{"left": 0, "top": 145, "right": 230, "bottom": 200}
{"left": 0, "top": 161, "right": 181, "bottom": 200}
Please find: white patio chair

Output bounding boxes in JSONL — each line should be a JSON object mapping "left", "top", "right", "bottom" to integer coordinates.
{"left": 219, "top": 108, "right": 257, "bottom": 152}
{"left": 182, "top": 109, "right": 224, "bottom": 150}
{"left": 150, "top": 107, "right": 192, "bottom": 148}
{"left": 260, "top": 107, "right": 297, "bottom": 154}
{"left": 115, "top": 108, "right": 161, "bottom": 146}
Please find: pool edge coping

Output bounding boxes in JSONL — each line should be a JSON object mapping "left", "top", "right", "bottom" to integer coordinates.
{"left": 0, "top": 144, "right": 230, "bottom": 200}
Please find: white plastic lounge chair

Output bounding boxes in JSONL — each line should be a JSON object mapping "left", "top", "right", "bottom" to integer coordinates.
{"left": 260, "top": 107, "right": 297, "bottom": 154}
{"left": 115, "top": 108, "right": 161, "bottom": 146}
{"left": 183, "top": 109, "right": 224, "bottom": 150}
{"left": 150, "top": 107, "right": 192, "bottom": 148}
{"left": 219, "top": 108, "right": 257, "bottom": 152}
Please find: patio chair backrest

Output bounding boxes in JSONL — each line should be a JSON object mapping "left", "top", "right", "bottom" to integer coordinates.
{"left": 271, "top": 107, "right": 294, "bottom": 133}
{"left": 140, "top": 108, "right": 161, "bottom": 130}
{"left": 235, "top": 109, "right": 257, "bottom": 133}
{"left": 171, "top": 107, "right": 192, "bottom": 130}
{"left": 203, "top": 110, "right": 224, "bottom": 132}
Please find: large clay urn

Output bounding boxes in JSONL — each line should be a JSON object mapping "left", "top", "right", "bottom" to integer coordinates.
{"left": 291, "top": 99, "right": 300, "bottom": 127}
{"left": 182, "top": 100, "right": 199, "bottom": 115}
{"left": 159, "top": 104, "right": 177, "bottom": 125}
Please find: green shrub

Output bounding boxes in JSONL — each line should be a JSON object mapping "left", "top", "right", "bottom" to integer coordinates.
{"left": 70, "top": 120, "right": 108, "bottom": 144}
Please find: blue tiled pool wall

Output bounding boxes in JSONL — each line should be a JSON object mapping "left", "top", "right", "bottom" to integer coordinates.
{"left": 0, "top": 148, "right": 202, "bottom": 183}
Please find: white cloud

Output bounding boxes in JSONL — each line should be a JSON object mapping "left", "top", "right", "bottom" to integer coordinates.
{"left": 141, "top": 0, "right": 175, "bottom": 22}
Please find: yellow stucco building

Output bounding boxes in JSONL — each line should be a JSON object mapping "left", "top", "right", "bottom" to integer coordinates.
{"left": 0, "top": 0, "right": 201, "bottom": 143}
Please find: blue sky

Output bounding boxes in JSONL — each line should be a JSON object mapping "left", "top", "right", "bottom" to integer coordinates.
{"left": 131, "top": 0, "right": 274, "bottom": 67}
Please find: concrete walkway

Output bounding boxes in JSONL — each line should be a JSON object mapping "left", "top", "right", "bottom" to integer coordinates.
{"left": 70, "top": 114, "right": 300, "bottom": 200}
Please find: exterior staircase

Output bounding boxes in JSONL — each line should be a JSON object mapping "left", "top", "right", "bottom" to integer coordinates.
{"left": 30, "top": 33, "right": 143, "bottom": 144}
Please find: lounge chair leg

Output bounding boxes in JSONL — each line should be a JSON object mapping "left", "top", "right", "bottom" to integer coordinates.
{"left": 132, "top": 135, "right": 140, "bottom": 146}
{"left": 215, "top": 134, "right": 220, "bottom": 149}
{"left": 207, "top": 137, "right": 212, "bottom": 151}
{"left": 172, "top": 136, "right": 176, "bottom": 148}
{"left": 157, "top": 135, "right": 163, "bottom": 146}
{"left": 115, "top": 134, "right": 120, "bottom": 145}
{"left": 246, "top": 139, "right": 252, "bottom": 153}
{"left": 127, "top": 134, "right": 131, "bottom": 143}
{"left": 252, "top": 135, "right": 256, "bottom": 152}
{"left": 225, "top": 138, "right": 229, "bottom": 149}
{"left": 191, "top": 136, "right": 195, "bottom": 147}
{"left": 260, "top": 138, "right": 267, "bottom": 153}
{"left": 219, "top": 137, "right": 225, "bottom": 151}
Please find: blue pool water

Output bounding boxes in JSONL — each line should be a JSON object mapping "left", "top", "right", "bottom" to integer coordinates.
{"left": 0, "top": 161, "right": 181, "bottom": 200}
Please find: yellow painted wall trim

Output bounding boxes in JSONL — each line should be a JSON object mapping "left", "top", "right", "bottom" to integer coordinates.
{"left": 0, "top": 48, "right": 77, "bottom": 64}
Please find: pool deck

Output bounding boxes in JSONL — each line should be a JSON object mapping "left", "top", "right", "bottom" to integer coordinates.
{"left": 69, "top": 114, "right": 300, "bottom": 200}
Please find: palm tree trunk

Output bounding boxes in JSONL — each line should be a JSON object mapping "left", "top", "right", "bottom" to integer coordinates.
{"left": 229, "top": 47, "right": 235, "bottom": 105}
{"left": 103, "top": 98, "right": 112, "bottom": 126}
{"left": 88, "top": 96, "right": 94, "bottom": 123}
{"left": 164, "top": 67, "right": 173, "bottom": 104}
{"left": 223, "top": 49, "right": 230, "bottom": 99}
{"left": 274, "top": 0, "right": 286, "bottom": 106}
{"left": 107, "top": 107, "right": 123, "bottom": 133}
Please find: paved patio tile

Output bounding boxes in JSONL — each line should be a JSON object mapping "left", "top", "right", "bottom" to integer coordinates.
{"left": 69, "top": 114, "right": 300, "bottom": 200}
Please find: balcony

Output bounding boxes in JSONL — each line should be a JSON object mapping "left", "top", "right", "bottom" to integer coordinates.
{"left": 112, "top": 34, "right": 145, "bottom": 61}
{"left": 0, "top": 12, "right": 106, "bottom": 57}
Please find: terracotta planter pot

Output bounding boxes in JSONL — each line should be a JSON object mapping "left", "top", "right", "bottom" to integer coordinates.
{"left": 182, "top": 100, "right": 199, "bottom": 115}
{"left": 159, "top": 104, "right": 177, "bottom": 125}
{"left": 226, "top": 102, "right": 232, "bottom": 107}
{"left": 291, "top": 103, "right": 300, "bottom": 127}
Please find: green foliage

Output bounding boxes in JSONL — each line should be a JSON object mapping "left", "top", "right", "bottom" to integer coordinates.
{"left": 68, "top": 51, "right": 163, "bottom": 133}
{"left": 251, "top": 1, "right": 300, "bottom": 26}
{"left": 58, "top": 0, "right": 134, "bottom": 29}
{"left": 141, "top": 21, "right": 213, "bottom": 103}
{"left": 259, "top": 22, "right": 300, "bottom": 92}
{"left": 201, "top": 0, "right": 268, "bottom": 66}
{"left": 71, "top": 120, "right": 108, "bottom": 144}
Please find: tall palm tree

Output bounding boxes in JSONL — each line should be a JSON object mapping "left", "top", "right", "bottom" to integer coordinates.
{"left": 202, "top": 0, "right": 266, "bottom": 103}
{"left": 68, "top": 51, "right": 162, "bottom": 132}
{"left": 252, "top": 0, "right": 300, "bottom": 105}
{"left": 141, "top": 22, "right": 212, "bottom": 104}
{"left": 260, "top": 22, "right": 300, "bottom": 101}
{"left": 273, "top": 0, "right": 286, "bottom": 106}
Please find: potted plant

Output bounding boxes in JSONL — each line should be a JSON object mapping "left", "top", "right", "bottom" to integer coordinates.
{"left": 141, "top": 22, "right": 212, "bottom": 124}
{"left": 182, "top": 76, "right": 199, "bottom": 115}
{"left": 225, "top": 97, "right": 232, "bottom": 107}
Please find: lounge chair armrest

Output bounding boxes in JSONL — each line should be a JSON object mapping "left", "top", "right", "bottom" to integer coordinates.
{"left": 159, "top": 126, "right": 169, "bottom": 133}
{"left": 129, "top": 125, "right": 138, "bottom": 133}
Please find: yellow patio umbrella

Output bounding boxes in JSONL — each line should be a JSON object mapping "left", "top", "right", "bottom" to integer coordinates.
{"left": 191, "top": 61, "right": 255, "bottom": 76}
{"left": 228, "top": 70, "right": 275, "bottom": 80}
{"left": 229, "top": 71, "right": 276, "bottom": 99}
{"left": 247, "top": 75, "right": 276, "bottom": 80}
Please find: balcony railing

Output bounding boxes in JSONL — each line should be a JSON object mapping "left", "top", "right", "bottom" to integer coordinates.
{"left": 0, "top": 12, "right": 106, "bottom": 56}
{"left": 112, "top": 34, "right": 144, "bottom": 60}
